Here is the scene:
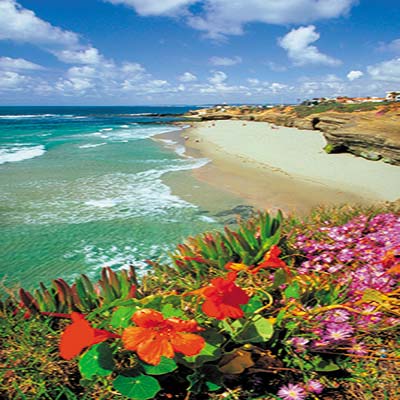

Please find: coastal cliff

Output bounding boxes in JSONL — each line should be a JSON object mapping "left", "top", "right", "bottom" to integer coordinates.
{"left": 185, "top": 103, "right": 400, "bottom": 165}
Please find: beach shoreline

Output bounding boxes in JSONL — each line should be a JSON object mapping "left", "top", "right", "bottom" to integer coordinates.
{"left": 156, "top": 120, "right": 400, "bottom": 215}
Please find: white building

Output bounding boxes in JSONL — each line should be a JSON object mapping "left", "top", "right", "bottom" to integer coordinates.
{"left": 386, "top": 91, "right": 400, "bottom": 101}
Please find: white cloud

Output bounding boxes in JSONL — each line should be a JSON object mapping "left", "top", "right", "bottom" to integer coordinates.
{"left": 179, "top": 72, "right": 197, "bottom": 82}
{"left": 347, "top": 70, "right": 363, "bottom": 81}
{"left": 367, "top": 58, "right": 400, "bottom": 83}
{"left": 0, "top": 0, "right": 79, "bottom": 47}
{"left": 0, "top": 56, "right": 44, "bottom": 70}
{"left": 379, "top": 38, "right": 400, "bottom": 53}
{"left": 209, "top": 56, "right": 242, "bottom": 66}
{"left": 105, "top": 0, "right": 358, "bottom": 39}
{"left": 0, "top": 1, "right": 107, "bottom": 68}
{"left": 106, "top": 0, "right": 195, "bottom": 16}
{"left": 247, "top": 78, "right": 260, "bottom": 86}
{"left": 55, "top": 48, "right": 103, "bottom": 64}
{"left": 279, "top": 25, "right": 341, "bottom": 66}
{"left": 208, "top": 71, "right": 227, "bottom": 85}
{"left": 269, "top": 82, "right": 288, "bottom": 93}
{"left": 266, "top": 61, "right": 287, "bottom": 72}
{"left": 0, "top": 70, "right": 28, "bottom": 89}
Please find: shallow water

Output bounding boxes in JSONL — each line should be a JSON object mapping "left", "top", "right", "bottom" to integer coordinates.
{"left": 0, "top": 107, "right": 242, "bottom": 289}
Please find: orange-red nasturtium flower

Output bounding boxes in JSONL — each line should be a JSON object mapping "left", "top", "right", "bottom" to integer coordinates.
{"left": 122, "top": 309, "right": 205, "bottom": 365}
{"left": 250, "top": 245, "right": 288, "bottom": 274}
{"left": 199, "top": 271, "right": 249, "bottom": 320}
{"left": 59, "top": 312, "right": 120, "bottom": 360}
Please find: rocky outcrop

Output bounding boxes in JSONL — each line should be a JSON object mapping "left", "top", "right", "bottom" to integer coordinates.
{"left": 184, "top": 104, "right": 400, "bottom": 165}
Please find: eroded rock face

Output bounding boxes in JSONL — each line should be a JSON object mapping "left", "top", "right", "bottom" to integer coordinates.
{"left": 185, "top": 104, "right": 400, "bottom": 165}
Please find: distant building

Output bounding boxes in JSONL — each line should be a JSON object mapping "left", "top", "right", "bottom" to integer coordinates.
{"left": 386, "top": 91, "right": 400, "bottom": 101}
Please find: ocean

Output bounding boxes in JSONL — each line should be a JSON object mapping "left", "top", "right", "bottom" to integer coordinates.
{"left": 0, "top": 106, "right": 242, "bottom": 289}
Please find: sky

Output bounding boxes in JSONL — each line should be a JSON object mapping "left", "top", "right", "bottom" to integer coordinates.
{"left": 0, "top": 0, "right": 399, "bottom": 105}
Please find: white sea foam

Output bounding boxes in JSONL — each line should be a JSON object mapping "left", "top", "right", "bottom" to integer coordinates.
{"left": 0, "top": 145, "right": 46, "bottom": 165}
{"left": 71, "top": 242, "right": 172, "bottom": 277}
{"left": 100, "top": 128, "right": 113, "bottom": 132}
{"left": 19, "top": 156, "right": 209, "bottom": 225}
{"left": 120, "top": 125, "right": 129, "bottom": 128}
{"left": 199, "top": 215, "right": 217, "bottom": 223}
{"left": 79, "top": 142, "right": 107, "bottom": 149}
{"left": 84, "top": 199, "right": 118, "bottom": 208}
{"left": 0, "top": 114, "right": 62, "bottom": 119}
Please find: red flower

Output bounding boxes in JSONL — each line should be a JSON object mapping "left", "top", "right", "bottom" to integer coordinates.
{"left": 122, "top": 309, "right": 205, "bottom": 365}
{"left": 250, "top": 245, "right": 288, "bottom": 274}
{"left": 59, "top": 312, "right": 119, "bottom": 360}
{"left": 201, "top": 271, "right": 249, "bottom": 320}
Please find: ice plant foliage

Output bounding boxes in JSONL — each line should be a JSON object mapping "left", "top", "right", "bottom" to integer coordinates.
{"left": 59, "top": 312, "right": 119, "bottom": 360}
{"left": 198, "top": 271, "right": 250, "bottom": 320}
{"left": 122, "top": 309, "right": 205, "bottom": 365}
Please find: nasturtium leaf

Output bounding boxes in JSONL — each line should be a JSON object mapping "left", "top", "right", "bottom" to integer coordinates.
{"left": 234, "top": 317, "right": 274, "bottom": 343}
{"left": 183, "top": 341, "right": 221, "bottom": 365}
{"left": 187, "top": 366, "right": 222, "bottom": 394}
{"left": 142, "top": 356, "right": 177, "bottom": 375}
{"left": 273, "top": 269, "right": 287, "bottom": 288}
{"left": 206, "top": 381, "right": 222, "bottom": 392}
{"left": 284, "top": 281, "right": 301, "bottom": 299}
{"left": 111, "top": 306, "right": 139, "bottom": 328}
{"left": 219, "top": 349, "right": 254, "bottom": 374}
{"left": 113, "top": 374, "right": 161, "bottom": 400}
{"left": 242, "top": 295, "right": 263, "bottom": 314}
{"left": 160, "top": 303, "right": 185, "bottom": 319}
{"left": 314, "top": 359, "right": 341, "bottom": 372}
{"left": 79, "top": 343, "right": 115, "bottom": 380}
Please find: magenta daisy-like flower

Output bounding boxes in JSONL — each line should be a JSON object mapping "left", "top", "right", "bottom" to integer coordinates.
{"left": 277, "top": 383, "right": 307, "bottom": 400}
{"left": 324, "top": 323, "right": 354, "bottom": 342}
{"left": 305, "top": 380, "right": 324, "bottom": 394}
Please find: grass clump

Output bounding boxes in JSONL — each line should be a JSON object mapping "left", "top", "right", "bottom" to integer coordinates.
{"left": 1, "top": 205, "right": 399, "bottom": 399}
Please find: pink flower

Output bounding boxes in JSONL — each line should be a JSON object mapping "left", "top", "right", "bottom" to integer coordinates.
{"left": 324, "top": 323, "right": 354, "bottom": 342}
{"left": 305, "top": 380, "right": 324, "bottom": 394}
{"left": 277, "top": 383, "right": 306, "bottom": 400}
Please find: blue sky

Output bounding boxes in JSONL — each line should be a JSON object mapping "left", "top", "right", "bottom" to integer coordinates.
{"left": 0, "top": 0, "right": 399, "bottom": 105}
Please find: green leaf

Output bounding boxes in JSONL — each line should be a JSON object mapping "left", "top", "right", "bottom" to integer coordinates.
{"left": 284, "top": 282, "right": 301, "bottom": 300}
{"left": 206, "top": 381, "right": 222, "bottom": 392}
{"left": 160, "top": 303, "right": 185, "bottom": 319}
{"left": 314, "top": 359, "right": 341, "bottom": 372}
{"left": 234, "top": 317, "right": 274, "bottom": 343}
{"left": 142, "top": 357, "right": 177, "bottom": 375}
{"left": 187, "top": 366, "right": 222, "bottom": 395}
{"left": 273, "top": 269, "right": 287, "bottom": 288}
{"left": 242, "top": 295, "right": 263, "bottom": 314}
{"left": 113, "top": 374, "right": 161, "bottom": 400}
{"left": 110, "top": 306, "right": 140, "bottom": 328}
{"left": 79, "top": 343, "right": 115, "bottom": 380}
{"left": 183, "top": 341, "right": 221, "bottom": 366}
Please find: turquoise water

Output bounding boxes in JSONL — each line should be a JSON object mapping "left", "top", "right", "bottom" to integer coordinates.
{"left": 0, "top": 106, "right": 229, "bottom": 289}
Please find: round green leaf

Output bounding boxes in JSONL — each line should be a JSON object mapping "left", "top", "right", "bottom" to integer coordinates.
{"left": 235, "top": 317, "right": 274, "bottom": 343}
{"left": 113, "top": 374, "right": 161, "bottom": 400}
{"left": 79, "top": 343, "right": 115, "bottom": 379}
{"left": 142, "top": 356, "right": 177, "bottom": 375}
{"left": 111, "top": 306, "right": 140, "bottom": 328}
{"left": 183, "top": 341, "right": 221, "bottom": 365}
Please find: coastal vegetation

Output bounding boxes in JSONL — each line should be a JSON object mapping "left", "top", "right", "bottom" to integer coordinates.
{"left": 1, "top": 204, "right": 400, "bottom": 399}
{"left": 292, "top": 101, "right": 385, "bottom": 118}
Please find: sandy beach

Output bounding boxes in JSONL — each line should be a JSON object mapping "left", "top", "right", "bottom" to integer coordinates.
{"left": 179, "top": 120, "right": 400, "bottom": 214}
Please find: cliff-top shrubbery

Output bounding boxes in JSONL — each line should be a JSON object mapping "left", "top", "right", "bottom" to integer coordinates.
{"left": 1, "top": 205, "right": 399, "bottom": 400}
